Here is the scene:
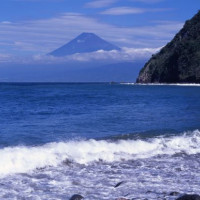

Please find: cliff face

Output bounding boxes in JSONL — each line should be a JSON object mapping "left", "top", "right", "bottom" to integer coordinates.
{"left": 137, "top": 11, "right": 200, "bottom": 83}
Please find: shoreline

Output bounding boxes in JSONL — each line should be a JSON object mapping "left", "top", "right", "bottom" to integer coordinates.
{"left": 120, "top": 83, "right": 200, "bottom": 86}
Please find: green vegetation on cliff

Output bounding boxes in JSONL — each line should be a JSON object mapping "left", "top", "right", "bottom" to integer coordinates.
{"left": 137, "top": 11, "right": 200, "bottom": 83}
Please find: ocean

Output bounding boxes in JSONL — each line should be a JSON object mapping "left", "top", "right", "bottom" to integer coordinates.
{"left": 0, "top": 83, "right": 200, "bottom": 200}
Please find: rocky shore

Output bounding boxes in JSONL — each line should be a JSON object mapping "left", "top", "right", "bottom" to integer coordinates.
{"left": 69, "top": 191, "right": 200, "bottom": 200}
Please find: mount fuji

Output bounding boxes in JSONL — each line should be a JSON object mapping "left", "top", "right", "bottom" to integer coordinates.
{"left": 49, "top": 32, "right": 121, "bottom": 57}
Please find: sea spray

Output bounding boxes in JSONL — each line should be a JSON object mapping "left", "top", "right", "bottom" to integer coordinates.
{"left": 0, "top": 129, "right": 199, "bottom": 177}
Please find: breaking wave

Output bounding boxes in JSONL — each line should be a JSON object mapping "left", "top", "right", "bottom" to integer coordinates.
{"left": 0, "top": 129, "right": 200, "bottom": 177}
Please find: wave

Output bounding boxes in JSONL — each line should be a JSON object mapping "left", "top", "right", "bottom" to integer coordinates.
{"left": 121, "top": 83, "right": 200, "bottom": 86}
{"left": 0, "top": 130, "right": 200, "bottom": 177}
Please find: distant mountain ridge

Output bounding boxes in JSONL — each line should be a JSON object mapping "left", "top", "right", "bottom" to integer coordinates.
{"left": 49, "top": 32, "right": 121, "bottom": 57}
{"left": 137, "top": 11, "right": 200, "bottom": 83}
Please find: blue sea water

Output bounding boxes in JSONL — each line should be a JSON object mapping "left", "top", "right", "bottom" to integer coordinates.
{"left": 0, "top": 83, "right": 200, "bottom": 200}
{"left": 0, "top": 83, "right": 200, "bottom": 146}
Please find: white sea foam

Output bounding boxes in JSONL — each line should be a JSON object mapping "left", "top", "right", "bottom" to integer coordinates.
{"left": 121, "top": 83, "right": 200, "bottom": 86}
{"left": 0, "top": 130, "right": 200, "bottom": 177}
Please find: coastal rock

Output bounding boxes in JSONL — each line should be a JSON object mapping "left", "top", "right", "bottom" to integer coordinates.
{"left": 114, "top": 181, "right": 125, "bottom": 188}
{"left": 176, "top": 194, "right": 200, "bottom": 200}
{"left": 69, "top": 194, "right": 84, "bottom": 200}
{"left": 170, "top": 191, "right": 180, "bottom": 196}
{"left": 136, "top": 11, "right": 200, "bottom": 83}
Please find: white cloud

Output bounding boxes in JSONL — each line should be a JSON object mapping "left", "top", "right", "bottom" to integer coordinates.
{"left": 1, "top": 21, "right": 12, "bottom": 24}
{"left": 0, "top": 53, "right": 13, "bottom": 62}
{"left": 0, "top": 12, "right": 183, "bottom": 58}
{"left": 101, "top": 7, "right": 145, "bottom": 15}
{"left": 100, "top": 6, "right": 171, "bottom": 15}
{"left": 0, "top": 47, "right": 161, "bottom": 64}
{"left": 131, "top": 0, "right": 165, "bottom": 3}
{"left": 77, "top": 47, "right": 161, "bottom": 61}
{"left": 32, "top": 47, "right": 161, "bottom": 63}
{"left": 85, "top": 0, "right": 118, "bottom": 8}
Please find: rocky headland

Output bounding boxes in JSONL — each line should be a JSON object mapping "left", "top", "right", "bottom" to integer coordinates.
{"left": 137, "top": 11, "right": 200, "bottom": 83}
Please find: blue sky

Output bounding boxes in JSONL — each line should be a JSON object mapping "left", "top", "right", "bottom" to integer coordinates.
{"left": 0, "top": 0, "right": 199, "bottom": 62}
